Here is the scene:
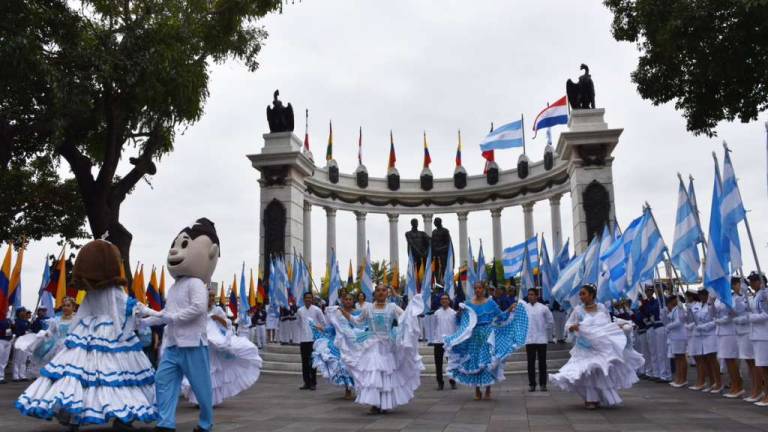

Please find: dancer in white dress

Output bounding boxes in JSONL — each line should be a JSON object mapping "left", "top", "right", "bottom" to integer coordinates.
{"left": 16, "top": 240, "right": 158, "bottom": 431}
{"left": 339, "top": 284, "right": 424, "bottom": 414}
{"left": 182, "top": 290, "right": 262, "bottom": 406}
{"left": 15, "top": 297, "right": 78, "bottom": 378}
{"left": 549, "top": 284, "right": 644, "bottom": 409}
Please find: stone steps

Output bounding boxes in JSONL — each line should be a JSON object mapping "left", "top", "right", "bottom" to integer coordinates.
{"left": 259, "top": 342, "right": 571, "bottom": 376}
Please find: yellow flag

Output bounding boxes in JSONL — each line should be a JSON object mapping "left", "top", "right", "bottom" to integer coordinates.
{"left": 159, "top": 266, "right": 166, "bottom": 301}
{"left": 76, "top": 290, "right": 87, "bottom": 304}
{"left": 382, "top": 266, "right": 389, "bottom": 286}
{"left": 248, "top": 269, "right": 257, "bottom": 308}
{"left": 392, "top": 264, "right": 399, "bottom": 290}
{"left": 8, "top": 242, "right": 24, "bottom": 306}
{"left": 219, "top": 281, "right": 226, "bottom": 306}
{"left": 134, "top": 264, "right": 147, "bottom": 303}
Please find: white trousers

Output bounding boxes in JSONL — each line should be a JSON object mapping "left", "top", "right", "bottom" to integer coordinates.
{"left": 552, "top": 311, "right": 566, "bottom": 341}
{"left": 278, "top": 321, "right": 290, "bottom": 343}
{"left": 0, "top": 340, "right": 11, "bottom": 380}
{"left": 636, "top": 332, "right": 650, "bottom": 374}
{"left": 13, "top": 348, "right": 28, "bottom": 380}
{"left": 652, "top": 327, "right": 671, "bottom": 380}
{"left": 253, "top": 325, "right": 267, "bottom": 348}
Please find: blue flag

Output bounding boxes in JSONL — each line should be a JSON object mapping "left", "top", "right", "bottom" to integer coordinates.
{"left": 703, "top": 157, "right": 733, "bottom": 307}
{"left": 444, "top": 244, "right": 456, "bottom": 300}
{"left": 721, "top": 148, "right": 745, "bottom": 270}
{"left": 328, "top": 249, "right": 341, "bottom": 307}
{"left": 671, "top": 177, "right": 704, "bottom": 283}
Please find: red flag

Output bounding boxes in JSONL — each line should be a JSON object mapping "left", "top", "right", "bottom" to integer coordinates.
{"left": 482, "top": 123, "right": 495, "bottom": 173}
{"left": 423, "top": 132, "right": 431, "bottom": 168}
{"left": 388, "top": 131, "right": 396, "bottom": 169}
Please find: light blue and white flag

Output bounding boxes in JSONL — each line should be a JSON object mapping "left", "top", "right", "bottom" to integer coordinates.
{"left": 270, "top": 257, "right": 288, "bottom": 308}
{"left": 596, "top": 225, "right": 616, "bottom": 303}
{"left": 600, "top": 215, "right": 643, "bottom": 299}
{"left": 502, "top": 235, "right": 538, "bottom": 278}
{"left": 467, "top": 239, "right": 478, "bottom": 290}
{"left": 361, "top": 242, "right": 374, "bottom": 300}
{"left": 239, "top": 262, "right": 250, "bottom": 325}
{"left": 38, "top": 260, "right": 54, "bottom": 318}
{"left": 626, "top": 208, "right": 667, "bottom": 290}
{"left": 479, "top": 117, "right": 524, "bottom": 152}
{"left": 520, "top": 247, "right": 535, "bottom": 297}
{"left": 582, "top": 235, "right": 602, "bottom": 286}
{"left": 328, "top": 249, "right": 342, "bottom": 307}
{"left": 703, "top": 157, "right": 733, "bottom": 307}
{"left": 422, "top": 248, "right": 433, "bottom": 311}
{"left": 406, "top": 252, "right": 418, "bottom": 299}
{"left": 477, "top": 241, "right": 487, "bottom": 283}
{"left": 721, "top": 148, "right": 745, "bottom": 271}
{"left": 671, "top": 177, "right": 704, "bottom": 283}
{"left": 555, "top": 238, "right": 570, "bottom": 277}
{"left": 540, "top": 238, "right": 555, "bottom": 303}
{"left": 551, "top": 252, "right": 584, "bottom": 305}
{"left": 444, "top": 244, "right": 456, "bottom": 300}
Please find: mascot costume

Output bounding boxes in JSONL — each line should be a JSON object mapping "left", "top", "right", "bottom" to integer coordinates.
{"left": 145, "top": 218, "right": 220, "bottom": 432}
{"left": 16, "top": 239, "right": 159, "bottom": 431}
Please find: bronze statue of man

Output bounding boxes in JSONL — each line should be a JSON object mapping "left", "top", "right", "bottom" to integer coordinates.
{"left": 431, "top": 217, "right": 452, "bottom": 280}
{"left": 405, "top": 219, "right": 429, "bottom": 269}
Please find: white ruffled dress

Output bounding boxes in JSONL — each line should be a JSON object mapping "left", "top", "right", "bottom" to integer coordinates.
{"left": 15, "top": 314, "right": 77, "bottom": 378}
{"left": 310, "top": 308, "right": 358, "bottom": 388}
{"left": 339, "top": 294, "right": 424, "bottom": 410}
{"left": 181, "top": 306, "right": 262, "bottom": 406}
{"left": 549, "top": 304, "right": 644, "bottom": 407}
{"left": 16, "top": 286, "right": 157, "bottom": 425}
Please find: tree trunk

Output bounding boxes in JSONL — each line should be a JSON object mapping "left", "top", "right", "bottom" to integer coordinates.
{"left": 82, "top": 196, "right": 133, "bottom": 286}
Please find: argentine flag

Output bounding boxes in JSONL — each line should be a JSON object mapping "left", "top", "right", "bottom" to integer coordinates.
{"left": 703, "top": 157, "right": 733, "bottom": 307}
{"left": 502, "top": 235, "right": 538, "bottom": 278}
{"left": 480, "top": 117, "right": 523, "bottom": 152}
{"left": 721, "top": 148, "right": 745, "bottom": 270}
{"left": 671, "top": 177, "right": 703, "bottom": 283}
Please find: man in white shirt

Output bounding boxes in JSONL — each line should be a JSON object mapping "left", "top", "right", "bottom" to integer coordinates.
{"left": 433, "top": 293, "right": 458, "bottom": 390}
{"left": 523, "top": 288, "right": 554, "bottom": 392}
{"left": 297, "top": 292, "right": 326, "bottom": 390}
{"left": 144, "top": 218, "right": 220, "bottom": 432}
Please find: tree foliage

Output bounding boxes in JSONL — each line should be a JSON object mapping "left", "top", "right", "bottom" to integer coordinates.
{"left": 603, "top": 0, "right": 768, "bottom": 135}
{"left": 1, "top": 0, "right": 280, "bottom": 262}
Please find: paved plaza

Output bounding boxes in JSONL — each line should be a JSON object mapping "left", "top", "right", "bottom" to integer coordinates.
{"left": 2, "top": 371, "right": 767, "bottom": 432}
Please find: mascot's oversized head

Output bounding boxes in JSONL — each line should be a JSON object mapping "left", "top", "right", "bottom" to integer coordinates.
{"left": 167, "top": 218, "right": 220, "bottom": 283}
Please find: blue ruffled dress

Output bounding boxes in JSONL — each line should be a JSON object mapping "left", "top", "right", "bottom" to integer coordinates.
{"left": 310, "top": 310, "right": 356, "bottom": 388}
{"left": 16, "top": 286, "right": 157, "bottom": 426}
{"left": 445, "top": 299, "right": 528, "bottom": 387}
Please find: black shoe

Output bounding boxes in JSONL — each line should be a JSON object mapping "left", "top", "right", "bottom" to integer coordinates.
{"left": 113, "top": 419, "right": 135, "bottom": 430}
{"left": 299, "top": 385, "right": 310, "bottom": 390}
{"left": 437, "top": 382, "right": 444, "bottom": 390}
{"left": 193, "top": 427, "right": 210, "bottom": 432}
{"left": 529, "top": 385, "right": 536, "bottom": 392}
{"left": 368, "top": 406, "right": 382, "bottom": 415}
{"left": 450, "top": 380, "right": 457, "bottom": 390}
{"left": 153, "top": 428, "right": 175, "bottom": 432}
{"left": 0, "top": 380, "right": 6, "bottom": 384}
{"left": 309, "top": 386, "right": 316, "bottom": 391}
{"left": 541, "top": 386, "right": 548, "bottom": 392}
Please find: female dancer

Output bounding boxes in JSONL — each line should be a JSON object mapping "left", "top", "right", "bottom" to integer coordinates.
{"left": 339, "top": 284, "right": 424, "bottom": 414}
{"left": 749, "top": 272, "right": 768, "bottom": 406}
{"left": 664, "top": 294, "right": 688, "bottom": 388}
{"left": 182, "top": 289, "right": 262, "bottom": 407}
{"left": 355, "top": 291, "right": 370, "bottom": 311}
{"left": 716, "top": 277, "right": 743, "bottom": 398}
{"left": 549, "top": 284, "right": 644, "bottom": 409}
{"left": 16, "top": 297, "right": 78, "bottom": 378}
{"left": 688, "top": 289, "right": 722, "bottom": 392}
{"left": 444, "top": 281, "right": 528, "bottom": 401}
{"left": 16, "top": 240, "right": 158, "bottom": 431}
{"left": 311, "top": 293, "right": 358, "bottom": 400}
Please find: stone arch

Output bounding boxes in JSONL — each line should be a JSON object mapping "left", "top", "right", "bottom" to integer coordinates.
{"left": 263, "top": 199, "right": 286, "bottom": 282}
{"left": 582, "top": 180, "right": 610, "bottom": 243}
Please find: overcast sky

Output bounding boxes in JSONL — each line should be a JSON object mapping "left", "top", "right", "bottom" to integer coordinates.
{"left": 14, "top": 1, "right": 768, "bottom": 307}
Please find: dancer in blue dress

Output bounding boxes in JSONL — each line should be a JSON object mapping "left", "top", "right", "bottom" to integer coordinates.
{"left": 445, "top": 281, "right": 528, "bottom": 400}
{"left": 310, "top": 293, "right": 358, "bottom": 400}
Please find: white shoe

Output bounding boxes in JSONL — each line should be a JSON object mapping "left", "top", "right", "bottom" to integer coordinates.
{"left": 744, "top": 393, "right": 763, "bottom": 403}
{"left": 723, "top": 390, "right": 745, "bottom": 399}
{"left": 688, "top": 385, "right": 706, "bottom": 391}
{"left": 709, "top": 386, "right": 724, "bottom": 394}
{"left": 701, "top": 386, "right": 712, "bottom": 392}
{"left": 670, "top": 382, "right": 686, "bottom": 388}
{"left": 754, "top": 400, "right": 768, "bottom": 407}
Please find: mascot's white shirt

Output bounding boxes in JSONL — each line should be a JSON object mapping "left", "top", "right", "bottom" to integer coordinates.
{"left": 162, "top": 276, "right": 209, "bottom": 348}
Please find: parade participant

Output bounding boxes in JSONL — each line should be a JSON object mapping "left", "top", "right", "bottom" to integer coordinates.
{"left": 311, "top": 293, "right": 357, "bottom": 400}
{"left": 16, "top": 239, "right": 158, "bottom": 430}
{"left": 645, "top": 286, "right": 671, "bottom": 382}
{"left": 266, "top": 302, "right": 279, "bottom": 344}
{"left": 444, "top": 281, "right": 528, "bottom": 401}
{"left": 387, "top": 286, "right": 403, "bottom": 307}
{"left": 551, "top": 300, "right": 567, "bottom": 343}
{"left": 12, "top": 307, "right": 31, "bottom": 382}
{"left": 17, "top": 297, "right": 78, "bottom": 378}
{"left": 433, "top": 293, "right": 457, "bottom": 390}
{"left": 297, "top": 292, "right": 325, "bottom": 390}
{"left": 743, "top": 272, "right": 765, "bottom": 403}
{"left": 716, "top": 277, "right": 743, "bottom": 398}
{"left": 278, "top": 305, "right": 291, "bottom": 345}
{"left": 339, "top": 283, "right": 424, "bottom": 414}
{"left": 549, "top": 284, "right": 644, "bottom": 409}
{"left": 355, "top": 292, "right": 370, "bottom": 310}
{"left": 145, "top": 217, "right": 221, "bottom": 432}
{"left": 632, "top": 301, "right": 650, "bottom": 378}
{"left": 664, "top": 294, "right": 688, "bottom": 388}
{"left": 181, "top": 289, "right": 262, "bottom": 407}
{"left": 30, "top": 308, "right": 50, "bottom": 333}
{"left": 0, "top": 315, "right": 12, "bottom": 384}
{"left": 251, "top": 304, "right": 267, "bottom": 349}
{"left": 748, "top": 272, "right": 768, "bottom": 406}
{"left": 288, "top": 300, "right": 299, "bottom": 345}
{"left": 688, "top": 288, "right": 721, "bottom": 392}
{"left": 523, "top": 288, "right": 554, "bottom": 392}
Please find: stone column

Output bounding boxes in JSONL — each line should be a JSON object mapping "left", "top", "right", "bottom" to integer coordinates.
{"left": 523, "top": 202, "right": 535, "bottom": 240}
{"left": 491, "top": 208, "right": 503, "bottom": 261}
{"left": 457, "top": 212, "right": 468, "bottom": 266}
{"left": 388, "top": 214, "right": 399, "bottom": 270}
{"left": 325, "top": 207, "right": 336, "bottom": 268}
{"left": 549, "top": 194, "right": 563, "bottom": 254}
{"left": 303, "top": 201, "right": 312, "bottom": 265}
{"left": 423, "top": 213, "right": 433, "bottom": 237}
{"left": 356, "top": 211, "right": 367, "bottom": 270}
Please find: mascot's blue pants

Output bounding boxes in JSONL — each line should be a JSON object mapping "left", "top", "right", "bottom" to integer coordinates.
{"left": 156, "top": 345, "right": 212, "bottom": 431}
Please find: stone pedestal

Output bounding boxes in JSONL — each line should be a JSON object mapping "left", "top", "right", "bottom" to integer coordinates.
{"left": 558, "top": 109, "right": 622, "bottom": 254}
{"left": 248, "top": 132, "right": 315, "bottom": 274}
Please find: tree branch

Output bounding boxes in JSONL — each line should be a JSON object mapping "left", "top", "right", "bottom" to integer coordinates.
{"left": 110, "top": 124, "right": 161, "bottom": 205}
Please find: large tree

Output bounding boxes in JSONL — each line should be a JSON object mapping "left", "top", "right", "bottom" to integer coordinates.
{"left": 1, "top": 0, "right": 280, "bottom": 265}
{"left": 603, "top": 0, "right": 768, "bottom": 136}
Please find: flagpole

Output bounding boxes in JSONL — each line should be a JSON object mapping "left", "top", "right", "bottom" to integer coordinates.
{"left": 723, "top": 142, "right": 764, "bottom": 287}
